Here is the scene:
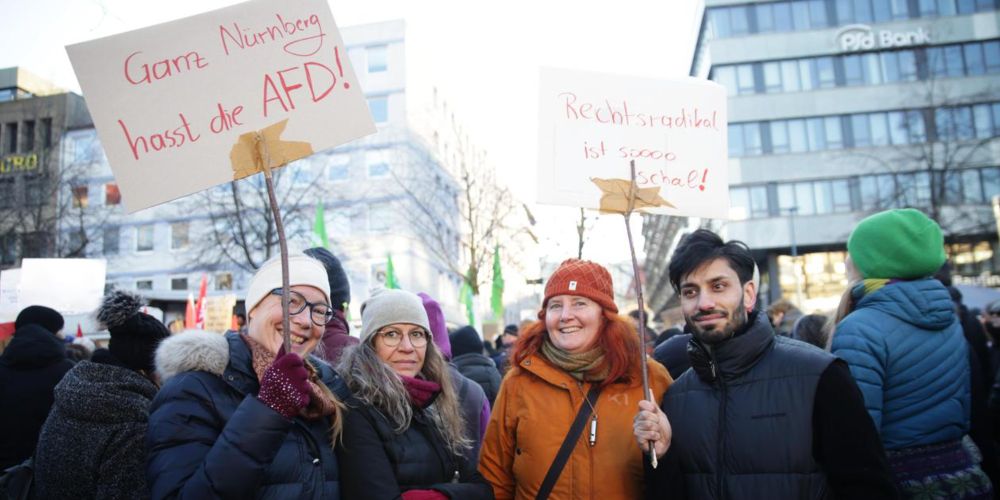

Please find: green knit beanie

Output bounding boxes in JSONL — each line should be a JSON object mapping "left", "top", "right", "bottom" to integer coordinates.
{"left": 847, "top": 208, "right": 946, "bottom": 279}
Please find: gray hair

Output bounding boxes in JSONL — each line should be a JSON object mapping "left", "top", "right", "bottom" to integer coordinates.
{"left": 337, "top": 336, "right": 471, "bottom": 457}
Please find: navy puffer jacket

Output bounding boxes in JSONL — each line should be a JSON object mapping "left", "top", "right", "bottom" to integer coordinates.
{"left": 147, "top": 331, "right": 350, "bottom": 500}
{"left": 832, "top": 279, "right": 970, "bottom": 450}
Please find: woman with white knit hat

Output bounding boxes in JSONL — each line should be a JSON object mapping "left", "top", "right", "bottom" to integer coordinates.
{"left": 147, "top": 253, "right": 350, "bottom": 499}
{"left": 336, "top": 288, "right": 494, "bottom": 500}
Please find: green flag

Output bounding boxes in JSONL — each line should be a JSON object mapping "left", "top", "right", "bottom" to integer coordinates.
{"left": 491, "top": 245, "right": 504, "bottom": 321}
{"left": 312, "top": 203, "right": 329, "bottom": 249}
{"left": 460, "top": 280, "right": 475, "bottom": 325}
{"left": 385, "top": 254, "right": 399, "bottom": 289}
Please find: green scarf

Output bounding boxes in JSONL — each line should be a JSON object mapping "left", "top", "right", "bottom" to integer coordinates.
{"left": 540, "top": 339, "right": 609, "bottom": 382}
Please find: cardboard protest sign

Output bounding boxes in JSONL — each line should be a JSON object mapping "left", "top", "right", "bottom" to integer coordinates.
{"left": 203, "top": 294, "right": 238, "bottom": 333}
{"left": 538, "top": 68, "right": 729, "bottom": 219}
{"left": 67, "top": 0, "right": 376, "bottom": 212}
{"left": 0, "top": 269, "right": 21, "bottom": 322}
{"left": 17, "top": 259, "right": 107, "bottom": 315}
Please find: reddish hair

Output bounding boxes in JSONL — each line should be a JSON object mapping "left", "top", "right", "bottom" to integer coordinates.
{"left": 512, "top": 310, "right": 642, "bottom": 388}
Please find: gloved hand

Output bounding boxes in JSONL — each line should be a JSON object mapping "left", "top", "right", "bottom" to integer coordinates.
{"left": 257, "top": 351, "right": 311, "bottom": 419}
{"left": 401, "top": 489, "right": 447, "bottom": 500}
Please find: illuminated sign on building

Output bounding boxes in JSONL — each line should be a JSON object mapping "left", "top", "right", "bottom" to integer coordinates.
{"left": 836, "top": 24, "right": 931, "bottom": 52}
{"left": 0, "top": 153, "right": 39, "bottom": 174}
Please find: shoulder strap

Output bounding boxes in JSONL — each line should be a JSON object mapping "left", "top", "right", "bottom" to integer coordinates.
{"left": 536, "top": 384, "right": 603, "bottom": 500}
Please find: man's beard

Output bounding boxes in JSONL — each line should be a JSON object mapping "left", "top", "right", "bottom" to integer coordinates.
{"left": 686, "top": 294, "right": 748, "bottom": 345}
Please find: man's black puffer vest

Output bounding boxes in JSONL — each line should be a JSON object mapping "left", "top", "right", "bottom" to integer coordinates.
{"left": 662, "top": 311, "right": 836, "bottom": 500}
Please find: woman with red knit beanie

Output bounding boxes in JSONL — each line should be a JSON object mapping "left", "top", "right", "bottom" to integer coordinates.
{"left": 479, "top": 258, "right": 673, "bottom": 499}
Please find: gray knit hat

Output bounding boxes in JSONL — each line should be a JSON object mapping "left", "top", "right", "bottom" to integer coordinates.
{"left": 360, "top": 288, "right": 431, "bottom": 343}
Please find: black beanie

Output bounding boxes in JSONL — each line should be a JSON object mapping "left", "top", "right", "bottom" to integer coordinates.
{"left": 97, "top": 291, "right": 171, "bottom": 373}
{"left": 304, "top": 247, "right": 351, "bottom": 312}
{"left": 450, "top": 326, "right": 484, "bottom": 357}
{"left": 15, "top": 305, "right": 65, "bottom": 334}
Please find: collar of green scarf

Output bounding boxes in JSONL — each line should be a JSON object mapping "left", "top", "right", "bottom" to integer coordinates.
{"left": 540, "top": 339, "right": 609, "bottom": 382}
{"left": 854, "top": 278, "right": 902, "bottom": 299}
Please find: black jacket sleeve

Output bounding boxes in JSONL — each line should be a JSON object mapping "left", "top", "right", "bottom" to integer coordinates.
{"left": 812, "top": 360, "right": 899, "bottom": 499}
{"left": 643, "top": 446, "right": 685, "bottom": 500}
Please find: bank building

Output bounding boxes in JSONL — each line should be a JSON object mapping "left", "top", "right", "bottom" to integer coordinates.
{"left": 642, "top": 0, "right": 1000, "bottom": 316}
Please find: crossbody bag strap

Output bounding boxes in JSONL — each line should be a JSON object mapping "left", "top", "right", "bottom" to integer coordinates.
{"left": 535, "top": 384, "right": 603, "bottom": 500}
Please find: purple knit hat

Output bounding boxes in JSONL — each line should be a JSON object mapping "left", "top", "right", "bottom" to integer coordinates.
{"left": 418, "top": 292, "right": 451, "bottom": 360}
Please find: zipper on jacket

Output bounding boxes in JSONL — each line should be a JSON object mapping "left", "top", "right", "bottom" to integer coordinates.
{"left": 707, "top": 345, "right": 727, "bottom": 500}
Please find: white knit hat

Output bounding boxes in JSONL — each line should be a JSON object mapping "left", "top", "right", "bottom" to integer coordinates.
{"left": 245, "top": 253, "right": 331, "bottom": 315}
{"left": 360, "top": 288, "right": 430, "bottom": 343}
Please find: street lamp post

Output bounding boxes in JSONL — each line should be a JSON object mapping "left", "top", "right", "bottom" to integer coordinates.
{"left": 787, "top": 207, "right": 804, "bottom": 308}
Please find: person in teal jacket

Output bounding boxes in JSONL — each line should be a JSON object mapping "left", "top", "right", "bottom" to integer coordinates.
{"left": 832, "top": 208, "right": 991, "bottom": 499}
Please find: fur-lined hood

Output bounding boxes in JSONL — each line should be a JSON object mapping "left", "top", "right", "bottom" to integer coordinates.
{"left": 155, "top": 330, "right": 229, "bottom": 383}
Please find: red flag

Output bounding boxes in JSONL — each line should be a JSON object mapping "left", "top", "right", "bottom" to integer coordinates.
{"left": 76, "top": 323, "right": 83, "bottom": 338}
{"left": 195, "top": 274, "right": 208, "bottom": 329}
{"left": 0, "top": 322, "right": 14, "bottom": 341}
{"left": 185, "top": 293, "right": 196, "bottom": 329}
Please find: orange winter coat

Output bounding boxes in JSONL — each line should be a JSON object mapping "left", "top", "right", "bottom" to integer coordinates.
{"left": 479, "top": 352, "right": 672, "bottom": 500}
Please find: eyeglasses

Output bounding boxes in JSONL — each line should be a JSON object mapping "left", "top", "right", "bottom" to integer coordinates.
{"left": 376, "top": 327, "right": 431, "bottom": 348}
{"left": 269, "top": 289, "right": 334, "bottom": 327}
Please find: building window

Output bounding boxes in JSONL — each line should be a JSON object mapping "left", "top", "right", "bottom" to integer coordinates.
{"left": 136, "top": 225, "right": 154, "bottom": 252}
{"left": 71, "top": 185, "right": 89, "bottom": 208}
{"left": 367, "top": 45, "right": 388, "bottom": 73}
{"left": 369, "top": 204, "right": 393, "bottom": 233}
{"left": 67, "top": 230, "right": 86, "bottom": 256}
{"left": 171, "top": 277, "right": 188, "bottom": 291}
{"left": 170, "top": 222, "right": 190, "bottom": 250}
{"left": 105, "top": 183, "right": 121, "bottom": 205}
{"left": 24, "top": 175, "right": 44, "bottom": 206}
{"left": 136, "top": 279, "right": 153, "bottom": 291}
{"left": 40, "top": 118, "right": 51, "bottom": 149}
{"left": 366, "top": 150, "right": 390, "bottom": 178}
{"left": 103, "top": 226, "right": 119, "bottom": 255}
{"left": 23, "top": 121, "right": 34, "bottom": 151}
{"left": 0, "top": 178, "right": 14, "bottom": 209}
{"left": 368, "top": 96, "right": 388, "bottom": 123}
{"left": 21, "top": 231, "right": 49, "bottom": 258}
{"left": 215, "top": 272, "right": 233, "bottom": 291}
{"left": 327, "top": 153, "right": 350, "bottom": 181}
{"left": 5, "top": 123, "right": 17, "bottom": 154}
{"left": 1, "top": 233, "right": 18, "bottom": 265}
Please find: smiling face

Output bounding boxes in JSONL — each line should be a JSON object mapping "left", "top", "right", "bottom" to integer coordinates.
{"left": 680, "top": 258, "right": 757, "bottom": 344}
{"left": 247, "top": 285, "right": 326, "bottom": 356}
{"left": 544, "top": 295, "right": 604, "bottom": 354}
{"left": 373, "top": 323, "right": 428, "bottom": 377}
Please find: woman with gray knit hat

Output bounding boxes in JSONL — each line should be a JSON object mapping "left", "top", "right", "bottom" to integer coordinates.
{"left": 33, "top": 290, "right": 170, "bottom": 499}
{"left": 832, "top": 208, "right": 991, "bottom": 498}
{"left": 146, "top": 253, "right": 350, "bottom": 500}
{"left": 336, "top": 288, "right": 494, "bottom": 500}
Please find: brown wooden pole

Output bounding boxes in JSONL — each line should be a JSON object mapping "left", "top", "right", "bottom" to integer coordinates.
{"left": 256, "top": 132, "right": 292, "bottom": 354}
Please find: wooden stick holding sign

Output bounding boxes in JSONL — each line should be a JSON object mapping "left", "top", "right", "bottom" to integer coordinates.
{"left": 253, "top": 132, "right": 292, "bottom": 354}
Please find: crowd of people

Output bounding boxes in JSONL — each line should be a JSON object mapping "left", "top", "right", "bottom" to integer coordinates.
{"left": 0, "top": 208, "right": 998, "bottom": 499}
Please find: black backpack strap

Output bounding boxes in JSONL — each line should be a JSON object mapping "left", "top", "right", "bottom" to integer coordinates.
{"left": 536, "top": 384, "right": 603, "bottom": 500}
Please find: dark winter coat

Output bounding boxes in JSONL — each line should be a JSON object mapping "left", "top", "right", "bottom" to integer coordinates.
{"left": 33, "top": 351, "right": 158, "bottom": 499}
{"left": 338, "top": 396, "right": 494, "bottom": 499}
{"left": 452, "top": 353, "right": 502, "bottom": 406}
{"left": 318, "top": 310, "right": 357, "bottom": 366}
{"left": 0, "top": 324, "right": 74, "bottom": 470}
{"left": 449, "top": 365, "right": 489, "bottom": 467}
{"left": 147, "top": 331, "right": 350, "bottom": 500}
{"left": 832, "top": 279, "right": 971, "bottom": 450}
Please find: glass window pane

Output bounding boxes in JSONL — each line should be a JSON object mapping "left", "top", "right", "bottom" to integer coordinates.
{"left": 792, "top": 1, "right": 811, "bottom": 28}
{"left": 778, "top": 183, "right": 797, "bottom": 212}
{"left": 919, "top": 0, "right": 938, "bottom": 15}
{"left": 873, "top": 0, "right": 893, "bottom": 22}
{"left": 814, "top": 181, "right": 834, "bottom": 214}
{"left": 984, "top": 41, "right": 1000, "bottom": 73}
{"left": 750, "top": 186, "right": 769, "bottom": 218}
{"left": 870, "top": 113, "right": 890, "bottom": 146}
{"left": 928, "top": 47, "right": 947, "bottom": 77}
{"left": 974, "top": 104, "right": 993, "bottom": 139}
{"left": 737, "top": 64, "right": 756, "bottom": 94}
{"left": 854, "top": 0, "right": 874, "bottom": 22}
{"left": 944, "top": 45, "right": 965, "bottom": 76}
{"left": 836, "top": 0, "right": 855, "bottom": 23}
{"left": 763, "top": 62, "right": 782, "bottom": 93}
{"left": 937, "top": 0, "right": 957, "bottom": 15}
{"left": 888, "top": 111, "right": 909, "bottom": 144}
{"left": 852, "top": 114, "right": 872, "bottom": 147}
{"left": 942, "top": 170, "right": 963, "bottom": 204}
{"left": 844, "top": 55, "right": 864, "bottom": 85}
{"left": 825, "top": 116, "right": 844, "bottom": 148}
{"left": 816, "top": 57, "right": 836, "bottom": 88}
{"left": 964, "top": 43, "right": 986, "bottom": 75}
{"left": 860, "top": 176, "right": 879, "bottom": 210}
{"left": 963, "top": 169, "right": 983, "bottom": 203}
{"left": 878, "top": 174, "right": 897, "bottom": 208}
{"left": 832, "top": 179, "right": 852, "bottom": 211}
{"left": 710, "top": 9, "right": 731, "bottom": 38}
{"left": 730, "top": 6, "right": 750, "bottom": 35}
{"left": 954, "top": 106, "right": 974, "bottom": 140}
{"left": 368, "top": 96, "right": 388, "bottom": 123}
{"left": 799, "top": 59, "right": 816, "bottom": 90}
{"left": 756, "top": 4, "right": 775, "bottom": 32}
{"left": 715, "top": 66, "right": 738, "bottom": 96}
{"left": 982, "top": 168, "right": 1000, "bottom": 200}
{"left": 781, "top": 61, "right": 801, "bottom": 92}
{"left": 891, "top": 0, "right": 911, "bottom": 19}
{"left": 898, "top": 50, "right": 918, "bottom": 80}
{"left": 729, "top": 124, "right": 745, "bottom": 156}
{"left": 957, "top": 0, "right": 976, "bottom": 13}
{"left": 809, "top": 0, "right": 829, "bottom": 26}
{"left": 730, "top": 187, "right": 750, "bottom": 219}
{"left": 864, "top": 53, "right": 883, "bottom": 84}
{"left": 898, "top": 173, "right": 917, "bottom": 207}
{"left": 915, "top": 172, "right": 932, "bottom": 206}
{"left": 788, "top": 119, "right": 809, "bottom": 152}
{"left": 367, "top": 45, "right": 388, "bottom": 73}
{"left": 771, "top": 121, "right": 790, "bottom": 153}
{"left": 807, "top": 118, "right": 827, "bottom": 151}
{"left": 745, "top": 123, "right": 763, "bottom": 155}
{"left": 795, "top": 182, "right": 815, "bottom": 215}
{"left": 994, "top": 104, "right": 1000, "bottom": 136}
{"left": 774, "top": 2, "right": 794, "bottom": 31}
{"left": 908, "top": 110, "right": 927, "bottom": 142}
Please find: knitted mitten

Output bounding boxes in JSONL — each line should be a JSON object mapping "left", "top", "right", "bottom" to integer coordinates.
{"left": 257, "top": 352, "right": 311, "bottom": 419}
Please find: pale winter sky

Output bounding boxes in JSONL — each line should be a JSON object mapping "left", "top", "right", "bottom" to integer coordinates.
{"left": 0, "top": 0, "right": 702, "bottom": 269}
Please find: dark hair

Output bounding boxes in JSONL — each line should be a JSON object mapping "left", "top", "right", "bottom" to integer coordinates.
{"left": 792, "top": 314, "right": 830, "bottom": 350}
{"left": 668, "top": 229, "right": 755, "bottom": 291}
{"left": 304, "top": 247, "right": 351, "bottom": 311}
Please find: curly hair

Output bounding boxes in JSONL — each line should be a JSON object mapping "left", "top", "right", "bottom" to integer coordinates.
{"left": 512, "top": 310, "right": 641, "bottom": 388}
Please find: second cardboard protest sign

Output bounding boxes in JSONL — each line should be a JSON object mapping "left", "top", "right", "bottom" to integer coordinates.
{"left": 67, "top": 0, "right": 375, "bottom": 213}
{"left": 538, "top": 68, "right": 729, "bottom": 220}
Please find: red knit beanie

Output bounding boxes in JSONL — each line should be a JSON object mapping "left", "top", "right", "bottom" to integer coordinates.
{"left": 540, "top": 259, "right": 618, "bottom": 317}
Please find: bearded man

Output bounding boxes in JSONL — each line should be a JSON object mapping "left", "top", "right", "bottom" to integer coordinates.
{"left": 633, "top": 229, "right": 897, "bottom": 500}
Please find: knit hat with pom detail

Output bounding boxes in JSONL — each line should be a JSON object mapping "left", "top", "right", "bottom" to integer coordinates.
{"left": 541, "top": 259, "right": 618, "bottom": 317}
{"left": 97, "top": 290, "right": 171, "bottom": 373}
